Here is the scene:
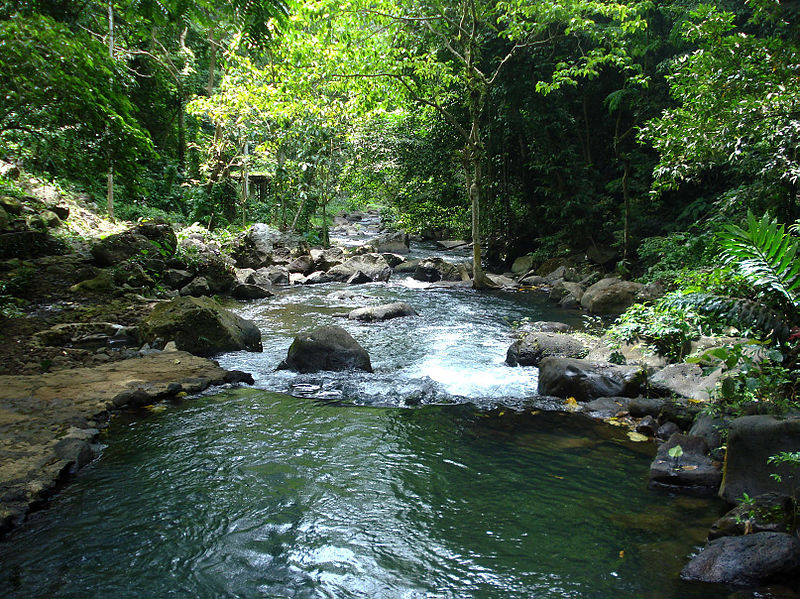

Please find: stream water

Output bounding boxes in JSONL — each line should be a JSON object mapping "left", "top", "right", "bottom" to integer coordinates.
{"left": 0, "top": 230, "right": 731, "bottom": 598}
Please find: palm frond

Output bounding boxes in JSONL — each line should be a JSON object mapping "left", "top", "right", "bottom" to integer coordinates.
{"left": 717, "top": 211, "right": 800, "bottom": 314}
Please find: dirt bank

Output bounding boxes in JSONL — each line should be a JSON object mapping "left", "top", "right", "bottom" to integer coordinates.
{"left": 0, "top": 350, "right": 253, "bottom": 536}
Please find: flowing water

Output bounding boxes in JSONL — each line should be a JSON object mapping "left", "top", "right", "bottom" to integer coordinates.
{"left": 0, "top": 232, "right": 730, "bottom": 598}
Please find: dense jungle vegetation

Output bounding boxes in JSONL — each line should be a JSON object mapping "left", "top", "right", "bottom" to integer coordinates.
{"left": 1, "top": 0, "right": 799, "bottom": 404}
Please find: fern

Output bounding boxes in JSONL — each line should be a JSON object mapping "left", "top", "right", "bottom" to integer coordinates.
{"left": 717, "top": 211, "right": 800, "bottom": 317}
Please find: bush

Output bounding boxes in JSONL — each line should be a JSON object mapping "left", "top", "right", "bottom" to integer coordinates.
{"left": 637, "top": 230, "right": 719, "bottom": 285}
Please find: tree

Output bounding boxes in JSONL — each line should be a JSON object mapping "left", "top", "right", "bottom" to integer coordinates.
{"left": 642, "top": 4, "right": 800, "bottom": 222}
{"left": 323, "top": 0, "right": 650, "bottom": 287}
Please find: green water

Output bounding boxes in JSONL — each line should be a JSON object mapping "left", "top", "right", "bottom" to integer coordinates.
{"left": 0, "top": 389, "right": 727, "bottom": 598}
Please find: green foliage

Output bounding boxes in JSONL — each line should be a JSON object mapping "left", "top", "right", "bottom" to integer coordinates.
{"left": 664, "top": 292, "right": 793, "bottom": 343}
{"left": 642, "top": 4, "right": 800, "bottom": 218}
{"left": 609, "top": 294, "right": 712, "bottom": 360}
{"left": 691, "top": 341, "right": 796, "bottom": 415}
{"left": 769, "top": 452, "right": 800, "bottom": 484}
{"left": 0, "top": 13, "right": 154, "bottom": 186}
{"left": 717, "top": 211, "right": 800, "bottom": 318}
{"left": 637, "top": 230, "right": 719, "bottom": 285}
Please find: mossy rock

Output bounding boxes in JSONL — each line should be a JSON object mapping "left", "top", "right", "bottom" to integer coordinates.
{"left": 139, "top": 296, "right": 262, "bottom": 357}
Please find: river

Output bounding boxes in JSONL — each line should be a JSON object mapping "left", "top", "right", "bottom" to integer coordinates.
{"left": 0, "top": 228, "right": 729, "bottom": 598}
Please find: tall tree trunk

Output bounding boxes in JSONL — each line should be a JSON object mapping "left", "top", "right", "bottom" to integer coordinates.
{"left": 106, "top": 1, "right": 115, "bottom": 221}
{"left": 177, "top": 85, "right": 185, "bottom": 171}
{"left": 206, "top": 26, "right": 217, "bottom": 96}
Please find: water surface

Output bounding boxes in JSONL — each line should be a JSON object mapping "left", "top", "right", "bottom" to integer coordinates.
{"left": 0, "top": 389, "right": 726, "bottom": 598}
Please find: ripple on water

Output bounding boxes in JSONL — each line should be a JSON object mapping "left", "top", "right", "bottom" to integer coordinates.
{"left": 218, "top": 279, "right": 584, "bottom": 405}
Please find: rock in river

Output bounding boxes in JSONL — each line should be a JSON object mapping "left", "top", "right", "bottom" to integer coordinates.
{"left": 139, "top": 296, "right": 263, "bottom": 357}
{"left": 506, "top": 332, "right": 587, "bottom": 367}
{"left": 348, "top": 302, "right": 419, "bottom": 322}
{"left": 278, "top": 325, "right": 373, "bottom": 373}
{"left": 681, "top": 532, "right": 800, "bottom": 586}
{"left": 537, "top": 357, "right": 647, "bottom": 402}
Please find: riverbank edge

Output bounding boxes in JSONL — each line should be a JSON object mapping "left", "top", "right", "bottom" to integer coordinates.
{"left": 0, "top": 350, "right": 253, "bottom": 539}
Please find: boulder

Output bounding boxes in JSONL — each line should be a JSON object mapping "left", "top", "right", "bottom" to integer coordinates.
{"left": 628, "top": 397, "right": 665, "bottom": 418}
{"left": 346, "top": 271, "right": 372, "bottom": 285}
{"left": 689, "top": 414, "right": 728, "bottom": 458}
{"left": 581, "top": 277, "right": 645, "bottom": 314}
{"left": 91, "top": 222, "right": 176, "bottom": 267}
{"left": 485, "top": 273, "right": 516, "bottom": 288}
{"left": 268, "top": 246, "right": 293, "bottom": 265}
{"left": 519, "top": 274, "right": 546, "bottom": 286}
{"left": 287, "top": 254, "right": 315, "bottom": 275}
{"left": 506, "top": 332, "right": 588, "bottom": 367}
{"left": 139, "top": 296, "right": 262, "bottom": 356}
{"left": 277, "top": 325, "right": 372, "bottom": 373}
{"left": 327, "top": 254, "right": 391, "bottom": 283}
{"left": 304, "top": 271, "right": 334, "bottom": 285}
{"left": 0, "top": 205, "right": 9, "bottom": 231}
{"left": 582, "top": 397, "right": 631, "bottom": 419}
{"left": 0, "top": 195, "right": 23, "bottom": 215}
{"left": 189, "top": 250, "right": 237, "bottom": 293}
{"left": 311, "top": 246, "right": 346, "bottom": 271}
{"left": 549, "top": 281, "right": 584, "bottom": 305}
{"left": 537, "top": 257, "right": 571, "bottom": 277}
{"left": 381, "top": 253, "right": 406, "bottom": 268}
{"left": 709, "top": 493, "right": 796, "bottom": 540}
{"left": 648, "top": 363, "right": 723, "bottom": 401}
{"left": 511, "top": 255, "right": 536, "bottom": 275}
{"left": 720, "top": 416, "right": 800, "bottom": 503}
{"left": 436, "top": 239, "right": 469, "bottom": 250}
{"left": 585, "top": 244, "right": 617, "bottom": 267}
{"left": 517, "top": 321, "right": 573, "bottom": 334}
{"left": 163, "top": 268, "right": 194, "bottom": 290}
{"left": 229, "top": 223, "right": 300, "bottom": 268}
{"left": 231, "top": 283, "right": 274, "bottom": 299}
{"left": 348, "top": 302, "right": 419, "bottom": 322}
{"left": 179, "top": 276, "right": 211, "bottom": 297}
{"left": 537, "top": 357, "right": 648, "bottom": 401}
{"left": 111, "top": 261, "right": 153, "bottom": 288}
{"left": 393, "top": 259, "right": 421, "bottom": 275}
{"left": 368, "top": 231, "right": 410, "bottom": 254}
{"left": 681, "top": 532, "right": 800, "bottom": 586}
{"left": 413, "top": 257, "right": 461, "bottom": 282}
{"left": 649, "top": 433, "right": 722, "bottom": 494}
{"left": 39, "top": 210, "right": 61, "bottom": 228}
{"left": 246, "top": 266, "right": 288, "bottom": 287}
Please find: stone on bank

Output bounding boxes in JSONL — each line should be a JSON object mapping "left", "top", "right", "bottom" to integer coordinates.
{"left": 139, "top": 296, "right": 263, "bottom": 357}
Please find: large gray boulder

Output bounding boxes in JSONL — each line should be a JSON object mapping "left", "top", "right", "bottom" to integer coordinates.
{"left": 649, "top": 433, "right": 722, "bottom": 494}
{"left": 506, "top": 332, "right": 587, "bottom": 367}
{"left": 368, "top": 230, "right": 410, "bottom": 254}
{"left": 247, "top": 266, "right": 288, "bottom": 287}
{"left": 348, "top": 302, "right": 419, "bottom": 322}
{"left": 537, "top": 357, "right": 648, "bottom": 401}
{"left": 719, "top": 416, "right": 800, "bottom": 503}
{"left": 326, "top": 254, "right": 391, "bottom": 283}
{"left": 581, "top": 277, "right": 645, "bottom": 314}
{"left": 139, "top": 296, "right": 262, "bottom": 356}
{"left": 648, "top": 363, "right": 723, "bottom": 400}
{"left": 229, "top": 223, "right": 300, "bottom": 268}
{"left": 311, "top": 246, "right": 346, "bottom": 271}
{"left": 681, "top": 532, "right": 800, "bottom": 586}
{"left": 277, "top": 325, "right": 372, "bottom": 373}
{"left": 511, "top": 254, "right": 536, "bottom": 275}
